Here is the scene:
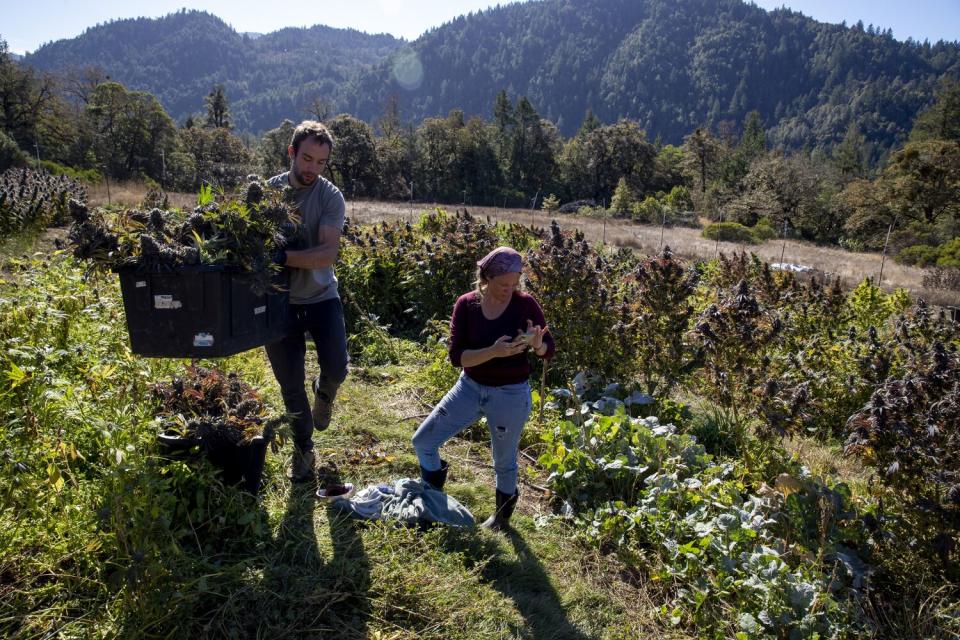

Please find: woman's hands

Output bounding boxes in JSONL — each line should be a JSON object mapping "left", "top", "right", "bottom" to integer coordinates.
{"left": 494, "top": 320, "right": 549, "bottom": 357}
{"left": 515, "top": 319, "right": 549, "bottom": 353}
{"left": 491, "top": 334, "right": 528, "bottom": 358}
{"left": 459, "top": 334, "right": 525, "bottom": 367}
{"left": 461, "top": 321, "right": 550, "bottom": 367}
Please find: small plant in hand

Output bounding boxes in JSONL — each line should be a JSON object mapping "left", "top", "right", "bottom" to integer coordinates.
{"left": 68, "top": 179, "right": 303, "bottom": 292}
{"left": 153, "top": 364, "right": 278, "bottom": 448}
{"left": 514, "top": 329, "right": 538, "bottom": 344}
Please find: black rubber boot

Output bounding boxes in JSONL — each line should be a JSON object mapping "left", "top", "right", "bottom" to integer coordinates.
{"left": 420, "top": 459, "right": 449, "bottom": 490}
{"left": 481, "top": 488, "right": 519, "bottom": 531}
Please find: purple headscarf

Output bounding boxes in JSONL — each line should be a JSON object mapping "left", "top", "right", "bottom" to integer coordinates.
{"left": 477, "top": 246, "right": 523, "bottom": 279}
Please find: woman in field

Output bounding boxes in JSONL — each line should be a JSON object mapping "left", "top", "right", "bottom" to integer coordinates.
{"left": 412, "top": 246, "right": 554, "bottom": 530}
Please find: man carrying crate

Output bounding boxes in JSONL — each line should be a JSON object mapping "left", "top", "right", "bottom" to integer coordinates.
{"left": 266, "top": 120, "right": 348, "bottom": 482}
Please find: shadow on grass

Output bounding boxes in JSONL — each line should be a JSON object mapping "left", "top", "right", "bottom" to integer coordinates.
{"left": 108, "top": 444, "right": 372, "bottom": 637}
{"left": 260, "top": 470, "right": 371, "bottom": 638}
{"left": 441, "top": 526, "right": 592, "bottom": 640}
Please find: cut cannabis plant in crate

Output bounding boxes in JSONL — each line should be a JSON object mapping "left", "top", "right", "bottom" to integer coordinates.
{"left": 153, "top": 364, "right": 280, "bottom": 492}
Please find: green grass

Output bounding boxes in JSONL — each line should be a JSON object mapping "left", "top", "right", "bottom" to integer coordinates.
{"left": 126, "top": 366, "right": 669, "bottom": 639}
{"left": 0, "top": 223, "right": 66, "bottom": 262}
{"left": 253, "top": 363, "right": 665, "bottom": 639}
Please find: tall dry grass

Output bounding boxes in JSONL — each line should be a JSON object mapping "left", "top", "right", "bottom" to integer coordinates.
{"left": 86, "top": 181, "right": 196, "bottom": 210}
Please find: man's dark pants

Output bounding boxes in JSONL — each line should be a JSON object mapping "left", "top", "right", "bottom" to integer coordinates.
{"left": 265, "top": 297, "right": 348, "bottom": 452}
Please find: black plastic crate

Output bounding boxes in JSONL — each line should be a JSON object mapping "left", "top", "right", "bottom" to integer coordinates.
{"left": 115, "top": 266, "right": 289, "bottom": 358}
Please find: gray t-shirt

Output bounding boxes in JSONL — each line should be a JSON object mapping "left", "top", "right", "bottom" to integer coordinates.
{"left": 268, "top": 172, "right": 346, "bottom": 304}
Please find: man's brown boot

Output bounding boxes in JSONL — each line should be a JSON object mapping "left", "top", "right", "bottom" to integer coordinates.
{"left": 289, "top": 447, "right": 316, "bottom": 483}
{"left": 312, "top": 379, "right": 333, "bottom": 431}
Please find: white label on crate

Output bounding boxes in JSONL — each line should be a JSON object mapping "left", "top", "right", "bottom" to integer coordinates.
{"left": 254, "top": 305, "right": 266, "bottom": 315}
{"left": 135, "top": 280, "right": 147, "bottom": 288}
{"left": 193, "top": 332, "right": 214, "bottom": 347}
{"left": 154, "top": 295, "right": 182, "bottom": 310}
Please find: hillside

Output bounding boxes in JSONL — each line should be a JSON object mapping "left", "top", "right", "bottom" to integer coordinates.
{"left": 20, "top": 0, "right": 960, "bottom": 155}
{"left": 349, "top": 0, "right": 960, "bottom": 155}
{"left": 23, "top": 10, "right": 402, "bottom": 133}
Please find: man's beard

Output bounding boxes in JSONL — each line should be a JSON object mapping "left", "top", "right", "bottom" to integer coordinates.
{"left": 292, "top": 165, "right": 317, "bottom": 186}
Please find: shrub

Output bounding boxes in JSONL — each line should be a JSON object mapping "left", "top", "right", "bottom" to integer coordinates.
{"left": 751, "top": 218, "right": 778, "bottom": 241}
{"left": 630, "top": 195, "right": 662, "bottom": 223}
{"left": 630, "top": 187, "right": 695, "bottom": 226}
{"left": 0, "top": 167, "right": 87, "bottom": 235}
{"left": 525, "top": 221, "right": 630, "bottom": 382}
{"left": 663, "top": 185, "right": 694, "bottom": 212}
{"left": 141, "top": 186, "right": 169, "bottom": 210}
{"left": 703, "top": 251, "right": 782, "bottom": 306}
{"left": 845, "top": 342, "right": 960, "bottom": 578}
{"left": 0, "top": 131, "right": 27, "bottom": 171}
{"left": 838, "top": 236, "right": 867, "bottom": 252}
{"left": 339, "top": 209, "right": 501, "bottom": 337}
{"left": 689, "top": 279, "right": 782, "bottom": 429}
{"left": 702, "top": 221, "right": 758, "bottom": 244}
{"left": 557, "top": 199, "right": 595, "bottom": 214}
{"left": 846, "top": 278, "right": 911, "bottom": 331}
{"left": 623, "top": 247, "right": 700, "bottom": 396}
{"left": 39, "top": 160, "right": 103, "bottom": 184}
{"left": 936, "top": 238, "right": 960, "bottom": 268}
{"left": 541, "top": 193, "right": 560, "bottom": 211}
{"left": 896, "top": 244, "right": 940, "bottom": 267}
{"left": 574, "top": 205, "right": 608, "bottom": 218}
{"left": 763, "top": 324, "right": 894, "bottom": 440}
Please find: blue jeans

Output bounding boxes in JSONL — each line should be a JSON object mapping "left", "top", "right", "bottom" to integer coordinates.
{"left": 265, "top": 297, "right": 348, "bottom": 452}
{"left": 412, "top": 372, "right": 532, "bottom": 494}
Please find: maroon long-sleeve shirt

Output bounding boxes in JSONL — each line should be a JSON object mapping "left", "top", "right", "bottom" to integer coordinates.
{"left": 448, "top": 290, "right": 556, "bottom": 386}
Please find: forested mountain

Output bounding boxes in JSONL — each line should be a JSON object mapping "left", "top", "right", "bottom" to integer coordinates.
{"left": 23, "top": 10, "right": 401, "bottom": 133}
{"left": 349, "top": 0, "right": 960, "bottom": 156}
{"left": 20, "top": 1, "right": 960, "bottom": 156}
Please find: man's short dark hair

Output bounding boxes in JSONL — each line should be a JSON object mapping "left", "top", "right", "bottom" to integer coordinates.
{"left": 290, "top": 120, "right": 334, "bottom": 155}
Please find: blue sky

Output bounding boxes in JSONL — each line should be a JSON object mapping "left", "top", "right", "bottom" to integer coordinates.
{"left": 1, "top": 0, "right": 957, "bottom": 56}
{"left": 751, "top": 0, "right": 958, "bottom": 43}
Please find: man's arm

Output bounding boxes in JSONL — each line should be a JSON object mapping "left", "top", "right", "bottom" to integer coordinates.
{"left": 283, "top": 224, "right": 341, "bottom": 269}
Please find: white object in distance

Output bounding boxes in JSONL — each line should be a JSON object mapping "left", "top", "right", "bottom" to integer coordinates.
{"left": 770, "top": 263, "right": 813, "bottom": 273}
